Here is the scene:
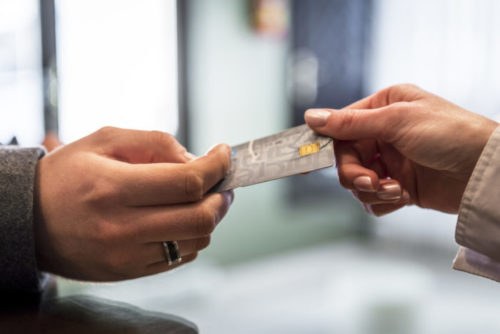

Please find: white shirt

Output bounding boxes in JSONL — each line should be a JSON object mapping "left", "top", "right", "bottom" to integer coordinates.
{"left": 454, "top": 125, "right": 500, "bottom": 281}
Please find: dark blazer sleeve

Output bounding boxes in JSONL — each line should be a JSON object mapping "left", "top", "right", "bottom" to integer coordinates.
{"left": 0, "top": 146, "right": 47, "bottom": 294}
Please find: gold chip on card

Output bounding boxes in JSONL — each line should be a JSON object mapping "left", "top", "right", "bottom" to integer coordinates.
{"left": 298, "top": 142, "right": 320, "bottom": 157}
{"left": 210, "top": 125, "right": 334, "bottom": 193}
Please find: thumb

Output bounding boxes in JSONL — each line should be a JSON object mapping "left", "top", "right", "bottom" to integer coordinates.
{"left": 304, "top": 107, "right": 397, "bottom": 141}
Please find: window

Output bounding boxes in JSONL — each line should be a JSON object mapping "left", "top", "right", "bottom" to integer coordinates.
{"left": 288, "top": 0, "right": 372, "bottom": 203}
{"left": 55, "top": 0, "right": 180, "bottom": 143}
{"left": 368, "top": 0, "right": 500, "bottom": 246}
{"left": 0, "top": 0, "right": 44, "bottom": 145}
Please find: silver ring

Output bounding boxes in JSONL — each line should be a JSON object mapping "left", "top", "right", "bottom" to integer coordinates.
{"left": 161, "top": 241, "right": 182, "bottom": 265}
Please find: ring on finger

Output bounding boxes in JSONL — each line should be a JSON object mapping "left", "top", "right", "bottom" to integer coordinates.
{"left": 161, "top": 241, "right": 182, "bottom": 266}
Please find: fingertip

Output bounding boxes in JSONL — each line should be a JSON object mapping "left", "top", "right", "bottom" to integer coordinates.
{"left": 222, "top": 190, "right": 235, "bottom": 206}
{"left": 221, "top": 143, "right": 232, "bottom": 158}
{"left": 338, "top": 164, "right": 380, "bottom": 192}
{"left": 305, "top": 109, "right": 332, "bottom": 127}
{"left": 206, "top": 190, "right": 234, "bottom": 227}
{"left": 207, "top": 143, "right": 232, "bottom": 158}
{"left": 220, "top": 144, "right": 233, "bottom": 175}
{"left": 377, "top": 182, "right": 402, "bottom": 201}
{"left": 353, "top": 176, "right": 376, "bottom": 192}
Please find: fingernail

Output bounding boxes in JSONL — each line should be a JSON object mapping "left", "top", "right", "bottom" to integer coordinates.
{"left": 377, "top": 183, "right": 401, "bottom": 200}
{"left": 225, "top": 190, "right": 235, "bottom": 204}
{"left": 353, "top": 176, "right": 375, "bottom": 192}
{"left": 184, "top": 152, "right": 197, "bottom": 161}
{"left": 305, "top": 109, "right": 331, "bottom": 127}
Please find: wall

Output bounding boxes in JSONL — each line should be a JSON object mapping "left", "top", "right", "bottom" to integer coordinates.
{"left": 186, "top": 0, "right": 362, "bottom": 264}
{"left": 367, "top": 0, "right": 500, "bottom": 251}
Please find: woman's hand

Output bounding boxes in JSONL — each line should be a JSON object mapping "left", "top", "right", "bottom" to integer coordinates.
{"left": 34, "top": 127, "right": 233, "bottom": 281}
{"left": 305, "top": 84, "right": 498, "bottom": 216}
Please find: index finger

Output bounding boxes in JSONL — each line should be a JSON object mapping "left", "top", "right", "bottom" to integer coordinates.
{"left": 346, "top": 84, "right": 424, "bottom": 110}
{"left": 116, "top": 144, "right": 231, "bottom": 206}
{"left": 336, "top": 140, "right": 381, "bottom": 192}
{"left": 87, "top": 127, "right": 190, "bottom": 164}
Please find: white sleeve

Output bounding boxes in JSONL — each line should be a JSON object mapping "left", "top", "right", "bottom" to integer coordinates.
{"left": 453, "top": 247, "right": 500, "bottom": 282}
{"left": 453, "top": 125, "right": 500, "bottom": 281}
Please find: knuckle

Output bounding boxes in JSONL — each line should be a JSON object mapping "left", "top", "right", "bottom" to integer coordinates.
{"left": 84, "top": 178, "right": 120, "bottom": 207}
{"left": 103, "top": 252, "right": 131, "bottom": 279}
{"left": 148, "top": 130, "right": 176, "bottom": 146}
{"left": 385, "top": 83, "right": 418, "bottom": 95}
{"left": 96, "top": 126, "right": 118, "bottom": 138}
{"left": 184, "top": 172, "right": 204, "bottom": 201}
{"left": 91, "top": 126, "right": 122, "bottom": 148}
{"left": 338, "top": 109, "right": 357, "bottom": 131}
{"left": 378, "top": 103, "right": 411, "bottom": 142}
{"left": 385, "top": 84, "right": 422, "bottom": 106}
{"left": 93, "top": 219, "right": 121, "bottom": 245}
{"left": 397, "top": 83, "right": 420, "bottom": 91}
{"left": 195, "top": 205, "right": 216, "bottom": 235}
{"left": 373, "top": 84, "right": 414, "bottom": 108}
{"left": 385, "top": 102, "right": 411, "bottom": 122}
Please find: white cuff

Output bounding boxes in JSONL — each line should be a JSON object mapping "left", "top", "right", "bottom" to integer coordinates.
{"left": 453, "top": 247, "right": 500, "bottom": 282}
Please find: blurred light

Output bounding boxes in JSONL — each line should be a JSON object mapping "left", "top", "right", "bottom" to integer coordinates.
{"left": 0, "top": 0, "right": 43, "bottom": 146}
{"left": 290, "top": 49, "right": 318, "bottom": 107}
{"left": 56, "top": 0, "right": 179, "bottom": 143}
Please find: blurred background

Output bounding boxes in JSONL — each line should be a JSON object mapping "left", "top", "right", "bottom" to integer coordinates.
{"left": 2, "top": 0, "right": 500, "bottom": 332}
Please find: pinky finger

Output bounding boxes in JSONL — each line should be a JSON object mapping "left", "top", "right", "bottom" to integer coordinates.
{"left": 364, "top": 192, "right": 411, "bottom": 216}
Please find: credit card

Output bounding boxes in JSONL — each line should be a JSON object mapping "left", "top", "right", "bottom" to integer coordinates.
{"left": 211, "top": 124, "right": 334, "bottom": 192}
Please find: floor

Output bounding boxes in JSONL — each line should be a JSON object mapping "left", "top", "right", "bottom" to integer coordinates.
{"left": 58, "top": 240, "right": 500, "bottom": 334}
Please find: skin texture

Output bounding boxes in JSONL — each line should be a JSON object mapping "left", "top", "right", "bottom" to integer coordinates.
{"left": 305, "top": 84, "right": 499, "bottom": 216}
{"left": 34, "top": 127, "right": 233, "bottom": 281}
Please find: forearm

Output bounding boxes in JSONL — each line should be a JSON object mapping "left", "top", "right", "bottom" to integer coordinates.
{"left": 0, "top": 146, "right": 47, "bottom": 294}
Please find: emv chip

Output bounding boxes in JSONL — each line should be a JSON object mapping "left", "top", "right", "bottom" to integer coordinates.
{"left": 298, "top": 142, "right": 320, "bottom": 157}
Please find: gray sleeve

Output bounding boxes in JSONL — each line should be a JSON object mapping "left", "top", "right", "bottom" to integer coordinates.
{"left": 0, "top": 146, "right": 47, "bottom": 294}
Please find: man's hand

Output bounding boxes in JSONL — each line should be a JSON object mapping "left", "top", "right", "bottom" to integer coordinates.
{"left": 305, "top": 84, "right": 498, "bottom": 216}
{"left": 34, "top": 127, "right": 233, "bottom": 281}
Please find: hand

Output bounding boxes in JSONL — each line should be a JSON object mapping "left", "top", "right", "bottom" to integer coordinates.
{"left": 305, "top": 84, "right": 498, "bottom": 216}
{"left": 34, "top": 127, "right": 233, "bottom": 281}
